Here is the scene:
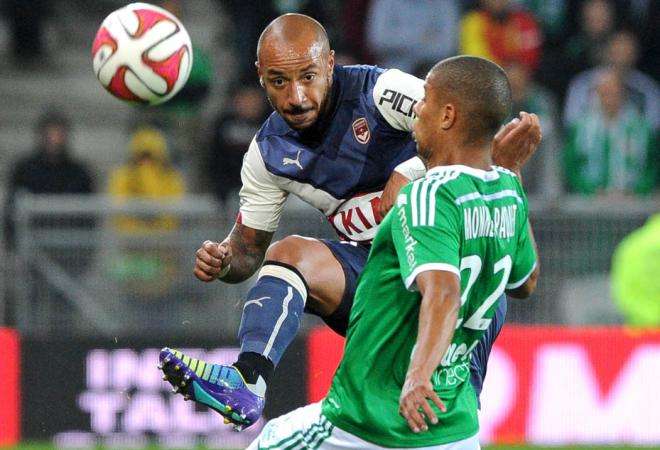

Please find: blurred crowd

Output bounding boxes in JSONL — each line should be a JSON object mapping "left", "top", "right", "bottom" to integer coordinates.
{"left": 2, "top": 0, "right": 657, "bottom": 205}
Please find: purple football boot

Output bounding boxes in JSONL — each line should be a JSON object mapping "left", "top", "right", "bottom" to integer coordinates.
{"left": 159, "top": 347, "right": 265, "bottom": 431}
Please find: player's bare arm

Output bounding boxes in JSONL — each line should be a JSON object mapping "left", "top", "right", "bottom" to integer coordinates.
{"left": 193, "top": 223, "right": 274, "bottom": 284}
{"left": 380, "top": 112, "right": 542, "bottom": 216}
{"left": 508, "top": 263, "right": 540, "bottom": 298}
{"left": 507, "top": 222, "right": 540, "bottom": 299}
{"left": 399, "top": 270, "right": 460, "bottom": 433}
{"left": 379, "top": 170, "right": 412, "bottom": 218}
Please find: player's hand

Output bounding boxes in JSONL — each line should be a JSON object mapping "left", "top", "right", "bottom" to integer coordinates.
{"left": 492, "top": 111, "right": 542, "bottom": 176}
{"left": 194, "top": 240, "right": 231, "bottom": 282}
{"left": 399, "top": 373, "right": 446, "bottom": 433}
{"left": 380, "top": 171, "right": 411, "bottom": 218}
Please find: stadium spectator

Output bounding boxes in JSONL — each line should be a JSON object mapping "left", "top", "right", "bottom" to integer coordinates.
{"left": 536, "top": 0, "right": 614, "bottom": 97}
{"left": 632, "top": 0, "right": 659, "bottom": 80}
{"left": 505, "top": 61, "right": 561, "bottom": 199}
{"left": 564, "top": 31, "right": 659, "bottom": 131}
{"left": 611, "top": 214, "right": 660, "bottom": 327}
{"left": 206, "top": 84, "right": 268, "bottom": 203}
{"left": 3, "top": 110, "right": 95, "bottom": 248}
{"left": 366, "top": 0, "right": 459, "bottom": 73}
{"left": 566, "top": 0, "right": 615, "bottom": 73}
{"left": 563, "top": 70, "right": 657, "bottom": 197}
{"left": 107, "top": 127, "right": 186, "bottom": 297}
{"left": 339, "top": 0, "right": 372, "bottom": 61}
{"left": 513, "top": 0, "right": 567, "bottom": 42}
{"left": 223, "top": 1, "right": 275, "bottom": 80}
{"left": 108, "top": 127, "right": 185, "bottom": 233}
{"left": 2, "top": 0, "right": 53, "bottom": 67}
{"left": 459, "top": 0, "right": 541, "bottom": 73}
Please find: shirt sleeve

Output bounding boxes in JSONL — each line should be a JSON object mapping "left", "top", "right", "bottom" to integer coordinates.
{"left": 391, "top": 179, "right": 461, "bottom": 291}
{"left": 394, "top": 156, "right": 427, "bottom": 180}
{"left": 507, "top": 186, "right": 538, "bottom": 289}
{"left": 238, "top": 138, "right": 289, "bottom": 232}
{"left": 373, "top": 69, "right": 424, "bottom": 132}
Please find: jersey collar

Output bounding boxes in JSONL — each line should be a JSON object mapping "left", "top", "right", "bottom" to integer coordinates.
{"left": 426, "top": 164, "right": 500, "bottom": 181}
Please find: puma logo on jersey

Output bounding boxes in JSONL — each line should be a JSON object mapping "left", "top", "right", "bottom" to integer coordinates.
{"left": 283, "top": 150, "right": 303, "bottom": 170}
{"left": 244, "top": 296, "right": 270, "bottom": 309}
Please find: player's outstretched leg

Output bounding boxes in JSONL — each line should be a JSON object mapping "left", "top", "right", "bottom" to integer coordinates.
{"left": 159, "top": 347, "right": 265, "bottom": 431}
{"left": 160, "top": 255, "right": 308, "bottom": 429}
{"left": 162, "top": 236, "right": 346, "bottom": 429}
{"left": 469, "top": 294, "right": 507, "bottom": 405}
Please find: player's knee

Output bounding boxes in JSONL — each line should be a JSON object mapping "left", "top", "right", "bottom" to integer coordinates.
{"left": 264, "top": 235, "right": 309, "bottom": 269}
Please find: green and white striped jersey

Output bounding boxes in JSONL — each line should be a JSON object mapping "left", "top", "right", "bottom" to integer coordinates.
{"left": 323, "top": 164, "right": 537, "bottom": 447}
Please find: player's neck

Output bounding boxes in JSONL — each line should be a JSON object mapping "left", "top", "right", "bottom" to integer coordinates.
{"left": 425, "top": 140, "right": 492, "bottom": 171}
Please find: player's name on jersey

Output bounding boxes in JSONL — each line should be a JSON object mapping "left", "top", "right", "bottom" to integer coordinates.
{"left": 463, "top": 204, "right": 517, "bottom": 241}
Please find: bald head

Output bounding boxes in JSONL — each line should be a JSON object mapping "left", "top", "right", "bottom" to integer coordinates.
{"left": 257, "top": 14, "right": 330, "bottom": 63}
{"left": 428, "top": 56, "right": 512, "bottom": 144}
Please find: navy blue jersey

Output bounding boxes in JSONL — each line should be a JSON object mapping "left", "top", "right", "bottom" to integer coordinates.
{"left": 238, "top": 65, "right": 426, "bottom": 242}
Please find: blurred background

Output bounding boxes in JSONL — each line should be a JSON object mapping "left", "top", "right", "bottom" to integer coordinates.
{"left": 0, "top": 0, "right": 657, "bottom": 449}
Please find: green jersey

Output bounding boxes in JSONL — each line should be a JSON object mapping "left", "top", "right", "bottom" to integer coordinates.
{"left": 322, "top": 165, "right": 537, "bottom": 447}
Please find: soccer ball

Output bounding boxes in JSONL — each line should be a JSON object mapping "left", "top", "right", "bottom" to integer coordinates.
{"left": 92, "top": 2, "right": 193, "bottom": 105}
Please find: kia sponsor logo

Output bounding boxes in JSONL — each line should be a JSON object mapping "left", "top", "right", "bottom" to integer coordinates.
{"left": 329, "top": 192, "right": 382, "bottom": 242}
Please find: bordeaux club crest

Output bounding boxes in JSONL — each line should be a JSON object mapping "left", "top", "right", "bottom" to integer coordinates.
{"left": 352, "top": 117, "right": 370, "bottom": 144}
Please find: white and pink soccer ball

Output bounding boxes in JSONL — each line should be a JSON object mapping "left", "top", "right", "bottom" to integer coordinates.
{"left": 92, "top": 2, "right": 193, "bottom": 105}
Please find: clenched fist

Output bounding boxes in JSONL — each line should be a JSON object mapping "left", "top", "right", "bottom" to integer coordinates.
{"left": 492, "top": 111, "right": 542, "bottom": 175}
{"left": 194, "top": 240, "right": 231, "bottom": 282}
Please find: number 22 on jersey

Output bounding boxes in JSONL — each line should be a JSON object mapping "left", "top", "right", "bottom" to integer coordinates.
{"left": 456, "top": 255, "right": 512, "bottom": 330}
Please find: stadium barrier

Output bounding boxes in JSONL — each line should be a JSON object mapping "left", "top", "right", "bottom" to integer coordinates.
{"left": 5, "top": 194, "right": 657, "bottom": 339}
{"left": 7, "top": 194, "right": 337, "bottom": 338}
{"left": 17, "top": 326, "right": 660, "bottom": 447}
{"left": 0, "top": 328, "right": 20, "bottom": 447}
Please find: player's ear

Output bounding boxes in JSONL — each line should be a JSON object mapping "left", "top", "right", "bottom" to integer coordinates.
{"left": 327, "top": 50, "right": 335, "bottom": 77}
{"left": 255, "top": 61, "right": 265, "bottom": 88}
{"left": 440, "top": 103, "right": 456, "bottom": 130}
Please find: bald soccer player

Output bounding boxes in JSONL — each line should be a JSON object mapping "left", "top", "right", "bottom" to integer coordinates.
{"left": 159, "top": 14, "right": 541, "bottom": 430}
{"left": 247, "top": 55, "right": 539, "bottom": 450}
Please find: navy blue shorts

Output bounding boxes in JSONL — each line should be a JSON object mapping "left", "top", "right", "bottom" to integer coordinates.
{"left": 318, "top": 238, "right": 507, "bottom": 403}
{"left": 470, "top": 294, "right": 507, "bottom": 403}
{"left": 316, "top": 239, "right": 370, "bottom": 335}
